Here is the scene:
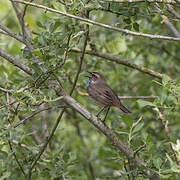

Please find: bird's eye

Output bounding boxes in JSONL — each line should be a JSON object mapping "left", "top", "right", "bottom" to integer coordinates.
{"left": 92, "top": 74, "right": 97, "bottom": 80}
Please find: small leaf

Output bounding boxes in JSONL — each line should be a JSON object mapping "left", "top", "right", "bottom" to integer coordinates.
{"left": 137, "top": 100, "right": 155, "bottom": 108}
{"left": 160, "top": 88, "right": 167, "bottom": 105}
{"left": 132, "top": 122, "right": 144, "bottom": 134}
{"left": 153, "top": 157, "right": 162, "bottom": 169}
{"left": 162, "top": 74, "right": 170, "bottom": 86}
{"left": 36, "top": 21, "right": 45, "bottom": 28}
{"left": 133, "top": 22, "right": 139, "bottom": 32}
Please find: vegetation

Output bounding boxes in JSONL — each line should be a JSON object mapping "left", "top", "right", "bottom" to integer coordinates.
{"left": 0, "top": 0, "right": 180, "bottom": 179}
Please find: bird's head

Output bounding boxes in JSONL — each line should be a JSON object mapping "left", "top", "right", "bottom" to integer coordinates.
{"left": 86, "top": 71, "right": 106, "bottom": 86}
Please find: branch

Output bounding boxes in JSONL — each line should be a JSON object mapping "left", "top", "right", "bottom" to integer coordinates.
{"left": 0, "top": 49, "right": 156, "bottom": 178}
{"left": 0, "top": 48, "right": 34, "bottom": 75}
{"left": 14, "top": 107, "right": 52, "bottom": 128}
{"left": 12, "top": 140, "right": 38, "bottom": 154}
{"left": 167, "top": 4, "right": 180, "bottom": 19}
{"left": 70, "top": 21, "right": 89, "bottom": 95}
{"left": 11, "top": 0, "right": 180, "bottom": 42}
{"left": 54, "top": 87, "right": 154, "bottom": 177}
{"left": 118, "top": 95, "right": 159, "bottom": 99}
{"left": 102, "top": 0, "right": 177, "bottom": 4}
{"left": 71, "top": 48, "right": 163, "bottom": 79}
{"left": 0, "top": 23, "right": 24, "bottom": 43}
{"left": 27, "top": 108, "right": 66, "bottom": 180}
{"left": 154, "top": 3, "right": 180, "bottom": 38}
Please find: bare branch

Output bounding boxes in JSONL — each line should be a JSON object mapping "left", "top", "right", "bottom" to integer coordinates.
{"left": 0, "top": 49, "right": 34, "bottom": 75}
{"left": 155, "top": 3, "right": 180, "bottom": 38}
{"left": 54, "top": 87, "right": 154, "bottom": 177}
{"left": 102, "top": 0, "right": 177, "bottom": 4}
{"left": 70, "top": 25, "right": 89, "bottom": 95}
{"left": 118, "top": 96, "right": 159, "bottom": 99}
{"left": 167, "top": 4, "right": 180, "bottom": 19}
{"left": 11, "top": 0, "right": 180, "bottom": 42}
{"left": 6, "top": 93, "right": 26, "bottom": 176}
{"left": 0, "top": 23, "right": 24, "bottom": 43}
{"left": 71, "top": 48, "right": 163, "bottom": 79}
{"left": 12, "top": 140, "right": 38, "bottom": 154}
{"left": 11, "top": 1, "right": 31, "bottom": 39}
{"left": 14, "top": 107, "right": 52, "bottom": 128}
{"left": 27, "top": 108, "right": 66, "bottom": 180}
{"left": 0, "top": 48, "right": 34, "bottom": 75}
{"left": 8, "top": 140, "right": 26, "bottom": 176}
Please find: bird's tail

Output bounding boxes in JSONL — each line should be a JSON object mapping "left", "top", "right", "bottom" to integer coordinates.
{"left": 115, "top": 103, "right": 131, "bottom": 114}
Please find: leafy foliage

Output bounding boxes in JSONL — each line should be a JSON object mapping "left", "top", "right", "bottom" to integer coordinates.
{"left": 0, "top": 0, "right": 180, "bottom": 179}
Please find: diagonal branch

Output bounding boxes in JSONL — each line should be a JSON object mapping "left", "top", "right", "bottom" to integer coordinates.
{"left": 0, "top": 48, "right": 34, "bottom": 75}
{"left": 0, "top": 50, "right": 156, "bottom": 180}
{"left": 54, "top": 87, "right": 155, "bottom": 177}
{"left": 154, "top": 3, "right": 180, "bottom": 38}
{"left": 71, "top": 48, "right": 163, "bottom": 79}
{"left": 10, "top": 0, "right": 180, "bottom": 42}
{"left": 0, "top": 23, "right": 24, "bottom": 43}
{"left": 167, "top": 4, "right": 180, "bottom": 19}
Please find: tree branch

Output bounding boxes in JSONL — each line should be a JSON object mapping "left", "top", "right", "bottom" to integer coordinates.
{"left": 54, "top": 87, "right": 154, "bottom": 177}
{"left": 14, "top": 107, "right": 52, "bottom": 128}
{"left": 11, "top": 0, "right": 180, "bottom": 42}
{"left": 102, "top": 0, "right": 177, "bottom": 4}
{"left": 0, "top": 48, "right": 34, "bottom": 75}
{"left": 71, "top": 48, "right": 163, "bottom": 79}
{"left": 154, "top": 3, "right": 180, "bottom": 38}
{"left": 27, "top": 108, "right": 66, "bottom": 180}
{"left": 0, "top": 22, "right": 24, "bottom": 43}
{"left": 167, "top": 4, "right": 180, "bottom": 19}
{"left": 118, "top": 95, "right": 159, "bottom": 99}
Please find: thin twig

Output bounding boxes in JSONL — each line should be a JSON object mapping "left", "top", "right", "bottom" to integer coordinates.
{"left": 102, "top": 0, "right": 177, "bottom": 4}
{"left": 118, "top": 96, "right": 159, "bottom": 99}
{"left": 70, "top": 25, "right": 89, "bottom": 95}
{"left": 12, "top": 140, "right": 38, "bottom": 153}
{"left": 27, "top": 108, "right": 66, "bottom": 180}
{"left": 134, "top": 144, "right": 146, "bottom": 156}
{"left": 154, "top": 3, "right": 180, "bottom": 38}
{"left": 11, "top": 0, "right": 180, "bottom": 42}
{"left": 167, "top": 4, "right": 180, "bottom": 20}
{"left": 8, "top": 141, "right": 26, "bottom": 176}
{"left": 14, "top": 107, "right": 52, "bottom": 128}
{"left": 6, "top": 92, "right": 26, "bottom": 176}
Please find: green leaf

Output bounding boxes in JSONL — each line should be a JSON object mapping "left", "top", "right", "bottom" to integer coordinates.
{"left": 137, "top": 100, "right": 156, "bottom": 108}
{"left": 153, "top": 157, "right": 162, "bottom": 169}
{"left": 133, "top": 22, "right": 139, "bottom": 31}
{"left": 162, "top": 74, "right": 170, "bottom": 86}
{"left": 132, "top": 122, "right": 144, "bottom": 134}
{"left": 160, "top": 88, "right": 167, "bottom": 105}
{"left": 36, "top": 21, "right": 45, "bottom": 29}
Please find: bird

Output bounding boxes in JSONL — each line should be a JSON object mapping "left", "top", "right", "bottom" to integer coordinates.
{"left": 86, "top": 71, "right": 131, "bottom": 121}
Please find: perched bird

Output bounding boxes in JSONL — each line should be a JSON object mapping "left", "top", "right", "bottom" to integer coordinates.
{"left": 86, "top": 71, "right": 131, "bottom": 121}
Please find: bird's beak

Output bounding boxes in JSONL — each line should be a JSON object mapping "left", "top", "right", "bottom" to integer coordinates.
{"left": 86, "top": 70, "right": 92, "bottom": 74}
{"left": 85, "top": 70, "right": 92, "bottom": 78}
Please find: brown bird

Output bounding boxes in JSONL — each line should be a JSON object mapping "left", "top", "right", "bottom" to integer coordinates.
{"left": 86, "top": 72, "right": 131, "bottom": 121}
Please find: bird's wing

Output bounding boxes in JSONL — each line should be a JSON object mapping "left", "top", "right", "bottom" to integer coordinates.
{"left": 98, "top": 84, "right": 118, "bottom": 106}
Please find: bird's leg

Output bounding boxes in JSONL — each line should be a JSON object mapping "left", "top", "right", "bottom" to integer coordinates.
{"left": 103, "top": 106, "right": 110, "bottom": 122}
{"left": 96, "top": 106, "right": 107, "bottom": 117}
